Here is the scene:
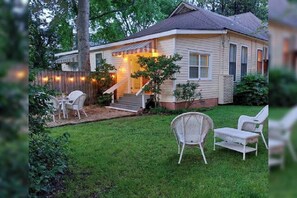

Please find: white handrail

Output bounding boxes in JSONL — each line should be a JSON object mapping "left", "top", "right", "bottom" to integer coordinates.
{"left": 136, "top": 80, "right": 151, "bottom": 96}
{"left": 103, "top": 77, "right": 128, "bottom": 94}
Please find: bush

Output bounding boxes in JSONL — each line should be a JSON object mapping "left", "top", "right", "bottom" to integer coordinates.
{"left": 97, "top": 93, "right": 112, "bottom": 106}
{"left": 29, "top": 70, "right": 69, "bottom": 196}
{"left": 173, "top": 81, "right": 202, "bottom": 109}
{"left": 29, "top": 133, "right": 69, "bottom": 196}
{"left": 269, "top": 68, "right": 297, "bottom": 107}
{"left": 234, "top": 74, "right": 268, "bottom": 106}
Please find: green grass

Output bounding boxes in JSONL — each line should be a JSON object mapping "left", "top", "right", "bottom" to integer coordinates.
{"left": 50, "top": 105, "right": 268, "bottom": 197}
{"left": 269, "top": 107, "right": 297, "bottom": 198}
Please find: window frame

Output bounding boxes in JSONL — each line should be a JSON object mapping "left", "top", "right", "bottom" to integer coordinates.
{"left": 188, "top": 50, "right": 212, "bottom": 80}
{"left": 95, "top": 52, "right": 103, "bottom": 68}
{"left": 229, "top": 43, "right": 237, "bottom": 81}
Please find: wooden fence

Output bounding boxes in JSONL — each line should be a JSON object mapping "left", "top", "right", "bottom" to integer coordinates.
{"left": 34, "top": 70, "right": 98, "bottom": 105}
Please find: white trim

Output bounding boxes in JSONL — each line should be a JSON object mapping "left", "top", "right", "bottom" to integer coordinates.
{"left": 188, "top": 50, "right": 212, "bottom": 81}
{"left": 228, "top": 43, "right": 238, "bottom": 82}
{"left": 55, "top": 29, "right": 227, "bottom": 57}
{"left": 228, "top": 30, "right": 268, "bottom": 43}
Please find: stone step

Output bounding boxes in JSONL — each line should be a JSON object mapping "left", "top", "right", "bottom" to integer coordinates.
{"left": 110, "top": 103, "right": 140, "bottom": 111}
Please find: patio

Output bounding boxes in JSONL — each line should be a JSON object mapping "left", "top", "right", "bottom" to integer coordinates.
{"left": 46, "top": 105, "right": 135, "bottom": 127}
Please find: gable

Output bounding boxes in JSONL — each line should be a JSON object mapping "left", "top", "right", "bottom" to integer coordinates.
{"left": 169, "top": 2, "right": 198, "bottom": 18}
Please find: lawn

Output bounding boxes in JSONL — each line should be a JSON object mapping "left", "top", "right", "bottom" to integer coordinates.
{"left": 51, "top": 105, "right": 268, "bottom": 197}
{"left": 269, "top": 107, "right": 297, "bottom": 198}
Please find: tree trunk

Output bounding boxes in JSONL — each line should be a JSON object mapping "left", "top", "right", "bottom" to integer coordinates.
{"left": 77, "top": 0, "right": 90, "bottom": 71}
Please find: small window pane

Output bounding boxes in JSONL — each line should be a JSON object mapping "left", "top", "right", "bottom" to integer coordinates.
{"left": 257, "top": 50, "right": 262, "bottom": 61}
{"left": 96, "top": 53, "right": 103, "bottom": 67}
{"left": 189, "top": 67, "right": 199, "bottom": 78}
{"left": 241, "top": 46, "right": 248, "bottom": 64}
{"left": 201, "top": 67, "right": 209, "bottom": 78}
{"left": 200, "top": 55, "right": 209, "bottom": 67}
{"left": 190, "top": 53, "right": 199, "bottom": 65}
{"left": 229, "top": 44, "right": 237, "bottom": 62}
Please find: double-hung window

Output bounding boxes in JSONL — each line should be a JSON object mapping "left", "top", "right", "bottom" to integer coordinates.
{"left": 95, "top": 53, "right": 103, "bottom": 68}
{"left": 241, "top": 46, "right": 248, "bottom": 78}
{"left": 257, "top": 49, "right": 263, "bottom": 74}
{"left": 189, "top": 52, "right": 210, "bottom": 79}
{"left": 229, "top": 44, "right": 237, "bottom": 81}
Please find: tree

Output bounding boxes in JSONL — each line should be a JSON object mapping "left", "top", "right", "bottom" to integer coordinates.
{"left": 89, "top": 60, "right": 116, "bottom": 106}
{"left": 77, "top": 0, "right": 90, "bottom": 71}
{"left": 131, "top": 54, "right": 182, "bottom": 107}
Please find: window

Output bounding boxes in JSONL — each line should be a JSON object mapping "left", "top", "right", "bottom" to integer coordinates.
{"left": 95, "top": 53, "right": 103, "bottom": 68}
{"left": 241, "top": 46, "right": 248, "bottom": 78}
{"left": 229, "top": 44, "right": 237, "bottom": 81}
{"left": 283, "top": 38, "right": 290, "bottom": 66}
{"left": 189, "top": 52, "right": 210, "bottom": 79}
{"left": 257, "top": 49, "right": 263, "bottom": 74}
{"left": 263, "top": 47, "right": 269, "bottom": 76}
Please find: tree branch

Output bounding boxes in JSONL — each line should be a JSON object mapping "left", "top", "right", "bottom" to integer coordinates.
{"left": 89, "top": 0, "right": 135, "bottom": 21}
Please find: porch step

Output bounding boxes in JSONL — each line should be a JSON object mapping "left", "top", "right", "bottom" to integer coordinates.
{"left": 107, "top": 93, "right": 151, "bottom": 112}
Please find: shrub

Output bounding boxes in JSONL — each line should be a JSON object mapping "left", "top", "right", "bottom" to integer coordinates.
{"left": 269, "top": 68, "right": 297, "bottom": 107}
{"left": 29, "top": 133, "right": 69, "bottom": 196}
{"left": 234, "top": 74, "right": 268, "bottom": 106}
{"left": 173, "top": 81, "right": 202, "bottom": 109}
{"left": 29, "top": 70, "right": 69, "bottom": 196}
{"left": 97, "top": 93, "right": 112, "bottom": 106}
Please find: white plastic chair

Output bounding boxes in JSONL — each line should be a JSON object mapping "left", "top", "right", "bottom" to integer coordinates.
{"left": 171, "top": 112, "right": 214, "bottom": 164}
{"left": 66, "top": 93, "right": 88, "bottom": 119}
{"left": 67, "top": 90, "right": 83, "bottom": 102}
{"left": 47, "top": 95, "right": 61, "bottom": 122}
{"left": 269, "top": 106, "right": 297, "bottom": 162}
{"left": 237, "top": 105, "right": 269, "bottom": 149}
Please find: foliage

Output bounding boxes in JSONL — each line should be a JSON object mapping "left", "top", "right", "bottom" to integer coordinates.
{"left": 29, "top": 133, "right": 69, "bottom": 196}
{"left": 234, "top": 73, "right": 268, "bottom": 106}
{"left": 50, "top": 106, "right": 268, "bottom": 197}
{"left": 89, "top": 60, "right": 116, "bottom": 106}
{"left": 269, "top": 68, "right": 297, "bottom": 107}
{"left": 173, "top": 81, "right": 202, "bottom": 109}
{"left": 28, "top": 70, "right": 69, "bottom": 196}
{"left": 0, "top": 1, "right": 28, "bottom": 197}
{"left": 97, "top": 93, "right": 113, "bottom": 107}
{"left": 131, "top": 54, "right": 182, "bottom": 107}
{"left": 190, "top": 0, "right": 268, "bottom": 21}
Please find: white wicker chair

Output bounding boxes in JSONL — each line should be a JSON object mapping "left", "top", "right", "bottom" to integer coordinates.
{"left": 269, "top": 106, "right": 297, "bottom": 162}
{"left": 47, "top": 95, "right": 61, "bottom": 122}
{"left": 171, "top": 112, "right": 214, "bottom": 164}
{"left": 237, "top": 105, "right": 269, "bottom": 149}
{"left": 67, "top": 90, "right": 83, "bottom": 102}
{"left": 65, "top": 93, "right": 88, "bottom": 119}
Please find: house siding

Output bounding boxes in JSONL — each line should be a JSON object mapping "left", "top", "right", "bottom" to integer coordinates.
{"left": 225, "top": 32, "right": 268, "bottom": 80}
{"left": 175, "top": 34, "right": 223, "bottom": 100}
{"left": 156, "top": 36, "right": 176, "bottom": 102}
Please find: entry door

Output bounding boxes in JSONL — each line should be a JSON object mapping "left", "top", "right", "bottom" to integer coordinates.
{"left": 130, "top": 57, "right": 141, "bottom": 93}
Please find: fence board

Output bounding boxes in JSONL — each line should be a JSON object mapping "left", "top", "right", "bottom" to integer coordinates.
{"left": 34, "top": 70, "right": 98, "bottom": 105}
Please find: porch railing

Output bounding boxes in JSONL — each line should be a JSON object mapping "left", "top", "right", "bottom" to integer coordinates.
{"left": 103, "top": 77, "right": 128, "bottom": 103}
{"left": 136, "top": 80, "right": 151, "bottom": 108}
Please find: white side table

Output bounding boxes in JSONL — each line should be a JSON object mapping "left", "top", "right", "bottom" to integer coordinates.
{"left": 59, "top": 98, "right": 70, "bottom": 119}
{"left": 214, "top": 127, "right": 260, "bottom": 160}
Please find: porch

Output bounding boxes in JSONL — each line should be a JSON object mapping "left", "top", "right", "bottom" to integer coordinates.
{"left": 104, "top": 40, "right": 157, "bottom": 112}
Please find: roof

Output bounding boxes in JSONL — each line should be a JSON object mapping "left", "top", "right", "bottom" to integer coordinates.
{"left": 124, "top": 2, "right": 268, "bottom": 41}
{"left": 269, "top": 0, "right": 297, "bottom": 28}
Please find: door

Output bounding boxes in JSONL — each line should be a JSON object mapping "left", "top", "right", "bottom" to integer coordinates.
{"left": 130, "top": 56, "right": 141, "bottom": 93}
